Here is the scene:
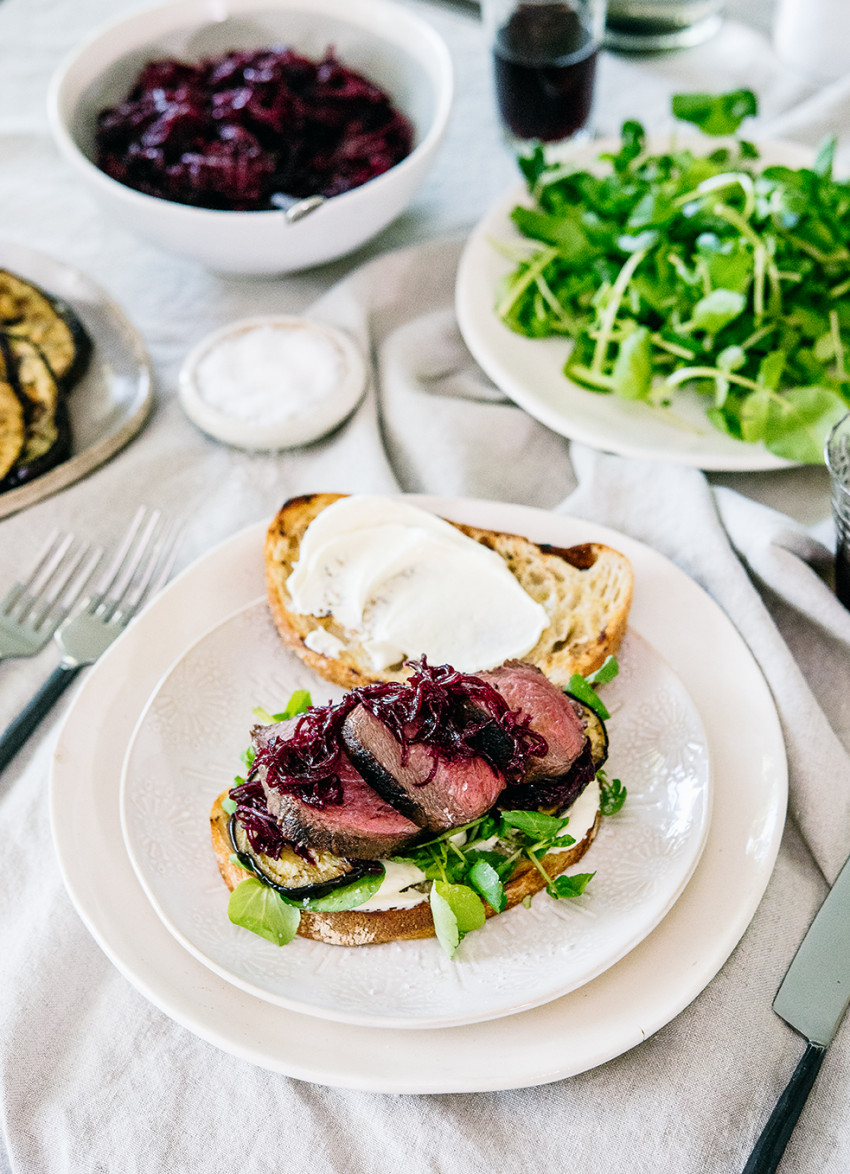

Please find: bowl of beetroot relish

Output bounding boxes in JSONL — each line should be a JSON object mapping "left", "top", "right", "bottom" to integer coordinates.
{"left": 48, "top": 0, "right": 453, "bottom": 274}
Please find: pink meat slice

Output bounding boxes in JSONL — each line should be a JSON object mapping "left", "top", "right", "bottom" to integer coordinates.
{"left": 342, "top": 704, "right": 507, "bottom": 832}
{"left": 253, "top": 722, "right": 420, "bottom": 859}
{"left": 477, "top": 661, "right": 587, "bottom": 782}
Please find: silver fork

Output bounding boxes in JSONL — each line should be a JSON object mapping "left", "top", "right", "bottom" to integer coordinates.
{"left": 0, "top": 532, "right": 103, "bottom": 660}
{"left": 0, "top": 506, "right": 180, "bottom": 772}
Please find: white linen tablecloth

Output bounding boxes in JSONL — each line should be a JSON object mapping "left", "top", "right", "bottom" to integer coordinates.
{"left": 1, "top": 1, "right": 850, "bottom": 1171}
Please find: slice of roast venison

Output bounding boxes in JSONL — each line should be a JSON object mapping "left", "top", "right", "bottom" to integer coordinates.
{"left": 342, "top": 704, "right": 506, "bottom": 832}
{"left": 259, "top": 750, "right": 421, "bottom": 860}
{"left": 477, "top": 661, "right": 587, "bottom": 783}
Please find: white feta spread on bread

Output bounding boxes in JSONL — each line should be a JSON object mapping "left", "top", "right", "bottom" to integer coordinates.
{"left": 546, "top": 778, "right": 600, "bottom": 851}
{"left": 353, "top": 781, "right": 601, "bottom": 912}
{"left": 304, "top": 627, "right": 347, "bottom": 658}
{"left": 286, "top": 495, "right": 548, "bottom": 672}
{"left": 355, "top": 860, "right": 428, "bottom": 911}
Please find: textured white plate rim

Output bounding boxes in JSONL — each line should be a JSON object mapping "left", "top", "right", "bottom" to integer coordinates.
{"left": 0, "top": 238, "right": 153, "bottom": 518}
{"left": 49, "top": 496, "right": 787, "bottom": 1092}
{"left": 455, "top": 138, "right": 816, "bottom": 473}
{"left": 118, "top": 601, "right": 712, "bottom": 1029}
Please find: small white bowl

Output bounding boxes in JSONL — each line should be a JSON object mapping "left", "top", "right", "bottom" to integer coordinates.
{"left": 178, "top": 315, "right": 367, "bottom": 449}
{"left": 47, "top": 0, "right": 453, "bottom": 274}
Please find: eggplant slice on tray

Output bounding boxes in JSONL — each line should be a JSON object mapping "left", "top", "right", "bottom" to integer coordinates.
{"left": 0, "top": 269, "right": 91, "bottom": 493}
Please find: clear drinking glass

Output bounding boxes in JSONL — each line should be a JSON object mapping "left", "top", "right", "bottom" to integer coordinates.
{"left": 604, "top": 0, "right": 724, "bottom": 50}
{"left": 481, "top": 0, "right": 607, "bottom": 157}
{"left": 826, "top": 412, "right": 850, "bottom": 609}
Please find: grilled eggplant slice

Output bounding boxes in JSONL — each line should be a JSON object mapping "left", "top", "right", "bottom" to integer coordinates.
{"left": 6, "top": 335, "right": 60, "bottom": 420}
{"left": 0, "top": 270, "right": 91, "bottom": 393}
{"left": 0, "top": 376, "right": 25, "bottom": 479}
{"left": 228, "top": 815, "right": 381, "bottom": 900}
{"left": 0, "top": 268, "right": 92, "bottom": 494}
{"left": 0, "top": 400, "right": 71, "bottom": 492}
{"left": 569, "top": 697, "right": 609, "bottom": 770}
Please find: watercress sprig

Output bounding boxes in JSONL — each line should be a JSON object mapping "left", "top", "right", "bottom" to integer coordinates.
{"left": 500, "top": 89, "right": 850, "bottom": 462}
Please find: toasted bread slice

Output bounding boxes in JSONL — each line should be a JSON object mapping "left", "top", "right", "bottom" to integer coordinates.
{"left": 210, "top": 790, "right": 600, "bottom": 947}
{"left": 265, "top": 492, "right": 633, "bottom": 691}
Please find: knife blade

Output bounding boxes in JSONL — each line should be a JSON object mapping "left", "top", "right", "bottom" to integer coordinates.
{"left": 743, "top": 850, "right": 850, "bottom": 1173}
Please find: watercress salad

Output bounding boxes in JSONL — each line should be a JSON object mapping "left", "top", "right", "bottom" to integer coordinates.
{"left": 226, "top": 661, "right": 625, "bottom": 959}
{"left": 496, "top": 89, "right": 850, "bottom": 463}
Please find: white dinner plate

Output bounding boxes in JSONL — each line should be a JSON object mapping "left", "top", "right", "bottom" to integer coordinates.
{"left": 120, "top": 606, "right": 710, "bottom": 1029}
{"left": 0, "top": 239, "right": 153, "bottom": 519}
{"left": 455, "top": 138, "right": 815, "bottom": 472}
{"left": 50, "top": 497, "right": 786, "bottom": 1091}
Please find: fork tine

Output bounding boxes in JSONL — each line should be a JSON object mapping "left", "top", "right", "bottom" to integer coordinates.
{"left": 101, "top": 510, "right": 161, "bottom": 619}
{"left": 89, "top": 506, "right": 148, "bottom": 608}
{"left": 147, "top": 521, "right": 181, "bottom": 600}
{"left": 1, "top": 531, "right": 74, "bottom": 619}
{"left": 120, "top": 519, "right": 181, "bottom": 621}
{"left": 28, "top": 543, "right": 104, "bottom": 632}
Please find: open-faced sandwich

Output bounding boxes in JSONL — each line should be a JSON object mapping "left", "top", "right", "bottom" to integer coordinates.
{"left": 210, "top": 493, "right": 633, "bottom": 956}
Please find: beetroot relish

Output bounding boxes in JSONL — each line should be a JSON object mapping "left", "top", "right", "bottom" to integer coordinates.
{"left": 95, "top": 47, "right": 414, "bottom": 211}
{"left": 358, "top": 659, "right": 548, "bottom": 777}
{"left": 249, "top": 659, "right": 549, "bottom": 811}
{"left": 228, "top": 778, "right": 289, "bottom": 858}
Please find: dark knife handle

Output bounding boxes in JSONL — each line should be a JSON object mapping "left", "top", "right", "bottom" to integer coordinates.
{"left": 0, "top": 662, "right": 82, "bottom": 773}
{"left": 742, "top": 1041, "right": 826, "bottom": 1174}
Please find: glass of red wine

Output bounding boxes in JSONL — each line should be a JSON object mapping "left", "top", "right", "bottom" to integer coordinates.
{"left": 826, "top": 413, "right": 850, "bottom": 610}
{"left": 482, "top": 0, "right": 606, "bottom": 155}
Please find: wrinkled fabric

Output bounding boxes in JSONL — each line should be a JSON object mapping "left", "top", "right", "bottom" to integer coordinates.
{"left": 1, "top": 1, "right": 850, "bottom": 1172}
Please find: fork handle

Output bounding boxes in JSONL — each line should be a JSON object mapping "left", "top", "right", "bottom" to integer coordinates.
{"left": 0, "top": 663, "right": 82, "bottom": 772}
{"left": 742, "top": 1041, "right": 826, "bottom": 1173}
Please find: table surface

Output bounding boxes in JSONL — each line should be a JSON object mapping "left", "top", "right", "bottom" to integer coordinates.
{"left": 0, "top": 1, "right": 847, "bottom": 1171}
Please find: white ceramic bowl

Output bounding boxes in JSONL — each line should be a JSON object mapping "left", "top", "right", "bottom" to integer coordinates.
{"left": 47, "top": 0, "right": 453, "bottom": 274}
{"left": 178, "top": 315, "right": 367, "bottom": 448}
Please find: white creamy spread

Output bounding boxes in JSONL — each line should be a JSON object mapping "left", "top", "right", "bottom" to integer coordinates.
{"left": 546, "top": 777, "right": 600, "bottom": 851}
{"left": 194, "top": 322, "right": 343, "bottom": 425}
{"left": 304, "top": 628, "right": 346, "bottom": 658}
{"left": 354, "top": 782, "right": 601, "bottom": 912}
{"left": 286, "top": 495, "right": 548, "bottom": 672}
{"left": 355, "top": 860, "right": 428, "bottom": 912}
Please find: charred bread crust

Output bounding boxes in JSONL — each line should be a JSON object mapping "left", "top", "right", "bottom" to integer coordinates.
{"left": 211, "top": 790, "right": 601, "bottom": 948}
{"left": 264, "top": 493, "right": 634, "bottom": 691}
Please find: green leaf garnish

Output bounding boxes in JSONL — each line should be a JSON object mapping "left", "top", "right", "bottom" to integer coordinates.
{"left": 671, "top": 89, "right": 757, "bottom": 136}
{"left": 294, "top": 870, "right": 386, "bottom": 912}
{"left": 430, "top": 882, "right": 486, "bottom": 958}
{"left": 599, "top": 771, "right": 628, "bottom": 815}
{"left": 548, "top": 872, "right": 596, "bottom": 899}
{"left": 499, "top": 810, "right": 570, "bottom": 841}
{"left": 252, "top": 690, "right": 312, "bottom": 726}
{"left": 611, "top": 326, "right": 652, "bottom": 400}
{"left": 468, "top": 859, "right": 507, "bottom": 913}
{"left": 280, "top": 689, "right": 312, "bottom": 719}
{"left": 585, "top": 655, "right": 619, "bottom": 686}
{"left": 227, "top": 877, "right": 301, "bottom": 946}
{"left": 690, "top": 288, "right": 747, "bottom": 334}
{"left": 221, "top": 797, "right": 238, "bottom": 815}
{"left": 567, "top": 674, "right": 610, "bottom": 721}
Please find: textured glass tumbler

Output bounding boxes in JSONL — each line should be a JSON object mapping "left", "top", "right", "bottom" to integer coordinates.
{"left": 604, "top": 0, "right": 724, "bottom": 50}
{"left": 826, "top": 412, "right": 850, "bottom": 609}
{"left": 482, "top": 0, "right": 607, "bottom": 157}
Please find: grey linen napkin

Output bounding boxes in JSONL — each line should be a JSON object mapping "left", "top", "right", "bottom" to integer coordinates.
{"left": 5, "top": 233, "right": 850, "bottom": 1174}
{"left": 1, "top": 235, "right": 850, "bottom": 1174}
{"left": 3, "top": 0, "right": 850, "bottom": 1167}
